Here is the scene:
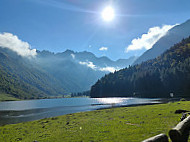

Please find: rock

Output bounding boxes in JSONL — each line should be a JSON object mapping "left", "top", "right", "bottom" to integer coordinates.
{"left": 175, "top": 110, "right": 189, "bottom": 114}
{"left": 66, "top": 122, "right": 69, "bottom": 125}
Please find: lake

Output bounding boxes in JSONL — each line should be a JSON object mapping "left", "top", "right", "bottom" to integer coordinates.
{"left": 0, "top": 97, "right": 160, "bottom": 125}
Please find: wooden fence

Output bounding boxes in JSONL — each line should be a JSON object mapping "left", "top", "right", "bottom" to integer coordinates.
{"left": 142, "top": 115, "right": 190, "bottom": 142}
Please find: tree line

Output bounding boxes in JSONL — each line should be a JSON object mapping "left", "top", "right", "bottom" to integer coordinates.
{"left": 90, "top": 37, "right": 190, "bottom": 98}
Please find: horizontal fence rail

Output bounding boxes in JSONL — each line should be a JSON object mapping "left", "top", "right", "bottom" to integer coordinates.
{"left": 142, "top": 133, "right": 168, "bottom": 142}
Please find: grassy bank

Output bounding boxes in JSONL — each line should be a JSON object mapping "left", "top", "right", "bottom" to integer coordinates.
{"left": 0, "top": 93, "right": 20, "bottom": 102}
{"left": 0, "top": 101, "right": 190, "bottom": 142}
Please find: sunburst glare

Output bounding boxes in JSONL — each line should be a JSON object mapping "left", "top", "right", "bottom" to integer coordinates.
{"left": 101, "top": 6, "right": 115, "bottom": 22}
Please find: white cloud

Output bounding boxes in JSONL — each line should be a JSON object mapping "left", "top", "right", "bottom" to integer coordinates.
{"left": 79, "top": 61, "right": 120, "bottom": 73}
{"left": 0, "top": 32, "right": 37, "bottom": 57}
{"left": 71, "top": 53, "right": 75, "bottom": 59}
{"left": 79, "top": 61, "right": 97, "bottom": 70}
{"left": 125, "top": 24, "right": 177, "bottom": 52}
{"left": 99, "top": 67, "right": 119, "bottom": 73}
{"left": 99, "top": 47, "right": 108, "bottom": 51}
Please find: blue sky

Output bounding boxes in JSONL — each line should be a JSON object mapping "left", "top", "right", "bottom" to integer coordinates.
{"left": 0, "top": 0, "right": 190, "bottom": 60}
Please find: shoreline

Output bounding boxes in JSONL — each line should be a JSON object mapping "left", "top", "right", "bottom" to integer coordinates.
{"left": 0, "top": 98, "right": 182, "bottom": 126}
{"left": 96, "top": 97, "right": 184, "bottom": 110}
{"left": 0, "top": 101, "right": 162, "bottom": 126}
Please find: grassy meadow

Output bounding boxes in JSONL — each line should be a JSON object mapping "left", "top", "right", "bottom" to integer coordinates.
{"left": 0, "top": 94, "right": 20, "bottom": 102}
{"left": 0, "top": 101, "right": 190, "bottom": 142}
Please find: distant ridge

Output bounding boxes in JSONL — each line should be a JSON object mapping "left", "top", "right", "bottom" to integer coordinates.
{"left": 36, "top": 50, "right": 137, "bottom": 92}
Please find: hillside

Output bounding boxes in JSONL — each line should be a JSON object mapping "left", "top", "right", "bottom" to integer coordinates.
{"left": 134, "top": 19, "right": 190, "bottom": 65}
{"left": 0, "top": 48, "right": 66, "bottom": 99}
{"left": 90, "top": 37, "right": 190, "bottom": 98}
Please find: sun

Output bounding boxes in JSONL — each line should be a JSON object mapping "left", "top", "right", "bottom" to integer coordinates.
{"left": 101, "top": 6, "right": 115, "bottom": 22}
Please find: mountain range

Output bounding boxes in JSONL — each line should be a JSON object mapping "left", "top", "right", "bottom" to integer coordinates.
{"left": 35, "top": 50, "right": 137, "bottom": 92}
{"left": 0, "top": 47, "right": 136, "bottom": 99}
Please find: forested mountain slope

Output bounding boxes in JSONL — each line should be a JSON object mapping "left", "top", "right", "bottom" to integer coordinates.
{"left": 0, "top": 48, "right": 66, "bottom": 99}
{"left": 91, "top": 37, "right": 190, "bottom": 98}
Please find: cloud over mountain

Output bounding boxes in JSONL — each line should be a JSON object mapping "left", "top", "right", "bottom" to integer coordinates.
{"left": 71, "top": 53, "right": 75, "bottom": 59}
{"left": 99, "top": 67, "right": 119, "bottom": 73}
{"left": 125, "top": 24, "right": 177, "bottom": 52}
{"left": 79, "top": 61, "right": 119, "bottom": 73}
{"left": 79, "top": 61, "right": 97, "bottom": 70}
{"left": 99, "top": 47, "right": 108, "bottom": 51}
{"left": 0, "top": 32, "right": 37, "bottom": 57}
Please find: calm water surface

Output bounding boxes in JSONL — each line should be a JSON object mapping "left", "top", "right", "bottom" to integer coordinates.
{"left": 0, "top": 97, "right": 160, "bottom": 125}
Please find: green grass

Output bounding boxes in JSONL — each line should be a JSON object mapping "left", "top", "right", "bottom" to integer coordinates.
{"left": 0, "top": 93, "right": 20, "bottom": 102}
{"left": 0, "top": 101, "right": 190, "bottom": 142}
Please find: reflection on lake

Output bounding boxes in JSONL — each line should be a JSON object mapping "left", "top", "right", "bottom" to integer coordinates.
{"left": 95, "top": 98, "right": 125, "bottom": 104}
{"left": 0, "top": 97, "right": 160, "bottom": 125}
